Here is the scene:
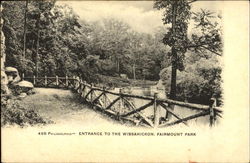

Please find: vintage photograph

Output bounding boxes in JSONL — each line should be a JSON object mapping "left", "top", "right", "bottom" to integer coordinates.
{"left": 0, "top": 0, "right": 249, "bottom": 162}
{"left": 1, "top": 0, "right": 223, "bottom": 128}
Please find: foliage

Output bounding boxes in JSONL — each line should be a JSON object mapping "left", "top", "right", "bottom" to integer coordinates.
{"left": 75, "top": 55, "right": 101, "bottom": 83}
{"left": 1, "top": 99, "right": 53, "bottom": 127}
{"left": 2, "top": 1, "right": 26, "bottom": 73}
{"left": 2, "top": 1, "right": 166, "bottom": 81}
{"left": 154, "top": 0, "right": 222, "bottom": 98}
{"left": 2, "top": 1, "right": 223, "bottom": 106}
{"left": 160, "top": 53, "right": 222, "bottom": 106}
{"left": 97, "top": 74, "right": 157, "bottom": 88}
{"left": 154, "top": 0, "right": 192, "bottom": 71}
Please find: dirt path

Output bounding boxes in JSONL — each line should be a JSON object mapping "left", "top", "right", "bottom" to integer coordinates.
{"left": 20, "top": 88, "right": 128, "bottom": 128}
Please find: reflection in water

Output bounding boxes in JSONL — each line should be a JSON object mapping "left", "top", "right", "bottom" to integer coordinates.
{"left": 113, "top": 86, "right": 167, "bottom": 99}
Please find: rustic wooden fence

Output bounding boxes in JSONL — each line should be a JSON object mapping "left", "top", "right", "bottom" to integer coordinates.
{"left": 23, "top": 75, "right": 222, "bottom": 128}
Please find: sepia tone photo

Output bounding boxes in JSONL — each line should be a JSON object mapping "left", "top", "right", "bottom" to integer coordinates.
{"left": 1, "top": 0, "right": 249, "bottom": 162}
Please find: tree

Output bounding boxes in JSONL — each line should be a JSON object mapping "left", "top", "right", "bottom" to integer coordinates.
{"left": 26, "top": 2, "right": 84, "bottom": 76}
{"left": 160, "top": 52, "right": 222, "bottom": 105}
{"left": 51, "top": 4, "right": 86, "bottom": 76}
{"left": 22, "top": 0, "right": 28, "bottom": 59}
{"left": 2, "top": 1, "right": 26, "bottom": 74}
{"left": 100, "top": 18, "right": 132, "bottom": 75}
{"left": 154, "top": 0, "right": 222, "bottom": 100}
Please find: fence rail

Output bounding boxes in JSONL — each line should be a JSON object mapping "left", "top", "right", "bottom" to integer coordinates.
{"left": 23, "top": 75, "right": 222, "bottom": 128}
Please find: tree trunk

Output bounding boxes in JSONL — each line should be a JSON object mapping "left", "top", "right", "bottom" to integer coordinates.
{"left": 22, "top": 0, "right": 28, "bottom": 58}
{"left": 35, "top": 6, "right": 41, "bottom": 77}
{"left": 133, "top": 62, "right": 136, "bottom": 80}
{"left": 117, "top": 58, "right": 120, "bottom": 75}
{"left": 170, "top": 49, "right": 177, "bottom": 100}
{"left": 166, "top": 1, "right": 177, "bottom": 119}
{"left": 35, "top": 29, "right": 40, "bottom": 77}
{"left": 169, "top": 2, "right": 177, "bottom": 100}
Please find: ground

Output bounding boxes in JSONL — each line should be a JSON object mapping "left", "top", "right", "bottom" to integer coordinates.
{"left": 19, "top": 88, "right": 127, "bottom": 128}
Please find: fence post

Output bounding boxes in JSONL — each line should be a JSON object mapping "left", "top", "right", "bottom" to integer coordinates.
{"left": 78, "top": 79, "right": 83, "bottom": 94}
{"left": 82, "top": 81, "right": 86, "bottom": 97}
{"left": 166, "top": 104, "right": 175, "bottom": 121}
{"left": 209, "top": 98, "right": 216, "bottom": 127}
{"left": 75, "top": 76, "right": 80, "bottom": 90}
{"left": 72, "top": 76, "right": 76, "bottom": 90}
{"left": 33, "top": 75, "right": 36, "bottom": 85}
{"left": 118, "top": 88, "right": 123, "bottom": 116}
{"left": 90, "top": 84, "right": 93, "bottom": 103}
{"left": 56, "top": 75, "right": 59, "bottom": 87}
{"left": 22, "top": 73, "right": 24, "bottom": 80}
{"left": 103, "top": 86, "right": 106, "bottom": 108}
{"left": 65, "top": 75, "right": 68, "bottom": 87}
{"left": 45, "top": 75, "right": 47, "bottom": 87}
{"left": 153, "top": 92, "right": 160, "bottom": 128}
{"left": 74, "top": 76, "right": 77, "bottom": 90}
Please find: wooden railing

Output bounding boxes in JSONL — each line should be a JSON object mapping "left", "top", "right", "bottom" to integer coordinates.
{"left": 23, "top": 75, "right": 222, "bottom": 128}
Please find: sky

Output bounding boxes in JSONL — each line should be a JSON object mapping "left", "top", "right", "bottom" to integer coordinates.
{"left": 57, "top": 1, "right": 223, "bottom": 34}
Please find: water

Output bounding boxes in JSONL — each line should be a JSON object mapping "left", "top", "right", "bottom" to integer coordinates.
{"left": 112, "top": 86, "right": 167, "bottom": 99}
{"left": 109, "top": 86, "right": 209, "bottom": 125}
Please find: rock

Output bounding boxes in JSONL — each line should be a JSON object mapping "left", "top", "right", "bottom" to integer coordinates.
{"left": 7, "top": 75, "right": 14, "bottom": 83}
{"left": 15, "top": 80, "right": 34, "bottom": 88}
{"left": 5, "top": 67, "right": 18, "bottom": 73}
{"left": 5, "top": 67, "right": 21, "bottom": 84}
{"left": 18, "top": 92, "right": 27, "bottom": 98}
{"left": 27, "top": 89, "right": 36, "bottom": 95}
{"left": 1, "top": 96, "right": 10, "bottom": 107}
{"left": 1, "top": 71, "right": 8, "bottom": 85}
{"left": 12, "top": 74, "right": 21, "bottom": 84}
{"left": 1, "top": 84, "right": 9, "bottom": 94}
{"left": 1, "top": 71, "right": 10, "bottom": 94}
{"left": 1, "top": 31, "right": 6, "bottom": 71}
{"left": 7, "top": 74, "right": 21, "bottom": 84}
{"left": 12, "top": 81, "right": 34, "bottom": 95}
{"left": 1, "top": 5, "right": 6, "bottom": 71}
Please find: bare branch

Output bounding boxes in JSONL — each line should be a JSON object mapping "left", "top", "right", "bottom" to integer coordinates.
{"left": 185, "top": 43, "right": 207, "bottom": 49}
{"left": 186, "top": 44, "right": 222, "bottom": 56}
{"left": 188, "top": 0, "right": 197, "bottom": 4}
{"left": 200, "top": 45, "right": 222, "bottom": 56}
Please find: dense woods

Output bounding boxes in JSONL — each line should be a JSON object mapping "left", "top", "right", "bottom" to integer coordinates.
{"left": 1, "top": 1, "right": 222, "bottom": 106}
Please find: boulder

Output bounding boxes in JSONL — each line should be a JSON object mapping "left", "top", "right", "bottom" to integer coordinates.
{"left": 1, "top": 71, "right": 8, "bottom": 85}
{"left": 1, "top": 71, "right": 10, "bottom": 94}
{"left": 5, "top": 67, "right": 18, "bottom": 73}
{"left": 12, "top": 74, "right": 21, "bottom": 84}
{"left": 12, "top": 80, "right": 34, "bottom": 95}
{"left": 18, "top": 92, "right": 27, "bottom": 98}
{"left": 15, "top": 80, "right": 34, "bottom": 88}
{"left": 5, "top": 67, "right": 21, "bottom": 84}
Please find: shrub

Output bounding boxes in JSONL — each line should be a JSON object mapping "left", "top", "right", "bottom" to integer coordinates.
{"left": 160, "top": 57, "right": 223, "bottom": 106}
{"left": 1, "top": 99, "right": 53, "bottom": 127}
